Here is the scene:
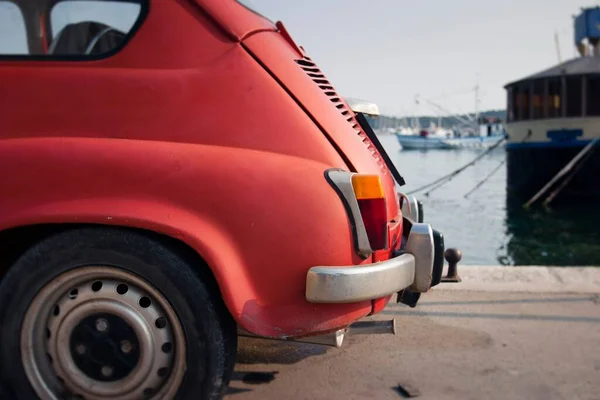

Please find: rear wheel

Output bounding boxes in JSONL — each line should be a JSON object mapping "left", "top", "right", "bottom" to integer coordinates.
{"left": 0, "top": 228, "right": 236, "bottom": 400}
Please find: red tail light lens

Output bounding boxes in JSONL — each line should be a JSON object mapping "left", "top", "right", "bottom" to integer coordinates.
{"left": 356, "top": 198, "right": 388, "bottom": 250}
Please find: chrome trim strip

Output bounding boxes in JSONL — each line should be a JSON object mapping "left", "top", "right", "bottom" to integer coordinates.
{"left": 326, "top": 170, "right": 373, "bottom": 257}
{"left": 305, "top": 253, "right": 416, "bottom": 303}
{"left": 405, "top": 223, "right": 434, "bottom": 292}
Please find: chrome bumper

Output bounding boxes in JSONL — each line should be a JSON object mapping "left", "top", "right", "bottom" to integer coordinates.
{"left": 305, "top": 222, "right": 435, "bottom": 303}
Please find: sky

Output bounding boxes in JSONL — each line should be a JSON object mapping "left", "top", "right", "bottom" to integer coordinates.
{"left": 244, "top": 0, "right": 596, "bottom": 116}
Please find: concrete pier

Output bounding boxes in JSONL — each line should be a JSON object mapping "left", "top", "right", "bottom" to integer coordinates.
{"left": 227, "top": 266, "right": 600, "bottom": 400}
{"left": 436, "top": 265, "right": 600, "bottom": 293}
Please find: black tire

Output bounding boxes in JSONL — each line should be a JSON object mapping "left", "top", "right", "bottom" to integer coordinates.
{"left": 0, "top": 227, "right": 237, "bottom": 400}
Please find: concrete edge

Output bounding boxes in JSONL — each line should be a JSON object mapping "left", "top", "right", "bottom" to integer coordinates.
{"left": 435, "top": 266, "right": 600, "bottom": 293}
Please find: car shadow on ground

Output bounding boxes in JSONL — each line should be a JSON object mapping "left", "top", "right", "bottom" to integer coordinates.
{"left": 227, "top": 336, "right": 334, "bottom": 396}
{"left": 235, "top": 336, "right": 330, "bottom": 365}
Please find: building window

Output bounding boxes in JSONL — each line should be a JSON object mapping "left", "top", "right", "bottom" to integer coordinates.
{"left": 0, "top": 2, "right": 28, "bottom": 54}
{"left": 566, "top": 76, "right": 583, "bottom": 118}
{"left": 0, "top": 0, "right": 145, "bottom": 58}
{"left": 507, "top": 87, "right": 514, "bottom": 122}
{"left": 547, "top": 78, "right": 562, "bottom": 118}
{"left": 516, "top": 83, "right": 531, "bottom": 121}
{"left": 587, "top": 75, "right": 600, "bottom": 116}
{"left": 532, "top": 80, "right": 544, "bottom": 119}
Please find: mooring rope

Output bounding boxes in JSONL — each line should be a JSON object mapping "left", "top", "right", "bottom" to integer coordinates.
{"left": 463, "top": 160, "right": 506, "bottom": 198}
{"left": 542, "top": 145, "right": 597, "bottom": 207}
{"left": 523, "top": 137, "right": 600, "bottom": 208}
{"left": 406, "top": 137, "right": 506, "bottom": 196}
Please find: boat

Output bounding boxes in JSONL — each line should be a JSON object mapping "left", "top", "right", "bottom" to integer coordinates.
{"left": 504, "top": 6, "right": 600, "bottom": 204}
{"left": 396, "top": 120, "right": 505, "bottom": 150}
{"left": 395, "top": 92, "right": 505, "bottom": 150}
{"left": 395, "top": 126, "right": 452, "bottom": 150}
{"left": 442, "top": 135, "right": 505, "bottom": 149}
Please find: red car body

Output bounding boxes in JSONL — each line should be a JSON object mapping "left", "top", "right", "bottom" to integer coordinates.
{"left": 0, "top": 0, "right": 429, "bottom": 339}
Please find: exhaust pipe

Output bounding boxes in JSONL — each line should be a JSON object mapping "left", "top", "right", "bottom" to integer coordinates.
{"left": 237, "top": 327, "right": 345, "bottom": 348}
{"left": 237, "top": 319, "right": 395, "bottom": 348}
{"left": 291, "top": 329, "right": 345, "bottom": 348}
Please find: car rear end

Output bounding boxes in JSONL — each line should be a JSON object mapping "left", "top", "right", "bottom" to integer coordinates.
{"left": 198, "top": 0, "right": 447, "bottom": 314}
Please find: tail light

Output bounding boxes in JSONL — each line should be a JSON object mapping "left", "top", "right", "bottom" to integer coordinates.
{"left": 325, "top": 169, "right": 389, "bottom": 257}
{"left": 351, "top": 175, "right": 388, "bottom": 250}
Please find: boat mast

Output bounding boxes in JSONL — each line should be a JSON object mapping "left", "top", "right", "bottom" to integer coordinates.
{"left": 554, "top": 31, "right": 562, "bottom": 63}
{"left": 474, "top": 85, "right": 480, "bottom": 124}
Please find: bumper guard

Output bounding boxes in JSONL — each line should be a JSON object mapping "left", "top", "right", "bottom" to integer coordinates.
{"left": 305, "top": 222, "right": 435, "bottom": 303}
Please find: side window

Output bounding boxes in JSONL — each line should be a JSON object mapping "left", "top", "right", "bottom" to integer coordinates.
{"left": 587, "top": 75, "right": 600, "bottom": 116}
{"left": 0, "top": 0, "right": 144, "bottom": 58}
{"left": 565, "top": 76, "right": 583, "bottom": 118}
{"left": 507, "top": 87, "right": 514, "bottom": 122}
{"left": 49, "top": 0, "right": 143, "bottom": 56}
{"left": 513, "top": 83, "right": 530, "bottom": 121}
{"left": 547, "top": 78, "right": 562, "bottom": 118}
{"left": 532, "top": 80, "right": 544, "bottom": 120}
{"left": 0, "top": 1, "right": 28, "bottom": 54}
{"left": 520, "top": 83, "right": 531, "bottom": 120}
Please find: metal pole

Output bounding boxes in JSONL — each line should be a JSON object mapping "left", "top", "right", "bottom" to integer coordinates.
{"left": 524, "top": 138, "right": 600, "bottom": 208}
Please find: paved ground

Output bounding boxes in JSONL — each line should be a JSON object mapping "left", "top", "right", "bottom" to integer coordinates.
{"left": 226, "top": 267, "right": 600, "bottom": 400}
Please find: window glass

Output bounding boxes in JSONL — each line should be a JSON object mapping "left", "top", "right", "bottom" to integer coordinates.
{"left": 532, "top": 80, "right": 544, "bottom": 120}
{"left": 565, "top": 76, "right": 583, "bottom": 118}
{"left": 513, "top": 83, "right": 530, "bottom": 121}
{"left": 0, "top": 2, "right": 28, "bottom": 54}
{"left": 547, "top": 78, "right": 562, "bottom": 118}
{"left": 0, "top": 0, "right": 143, "bottom": 57}
{"left": 521, "top": 84, "right": 531, "bottom": 120}
{"left": 507, "top": 87, "right": 514, "bottom": 122}
{"left": 51, "top": 1, "right": 141, "bottom": 38}
{"left": 48, "top": 0, "right": 142, "bottom": 56}
{"left": 511, "top": 86, "right": 519, "bottom": 121}
{"left": 587, "top": 75, "right": 600, "bottom": 116}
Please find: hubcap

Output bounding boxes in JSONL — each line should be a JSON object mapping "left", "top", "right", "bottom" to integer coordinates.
{"left": 69, "top": 313, "right": 141, "bottom": 382}
{"left": 21, "top": 267, "right": 186, "bottom": 400}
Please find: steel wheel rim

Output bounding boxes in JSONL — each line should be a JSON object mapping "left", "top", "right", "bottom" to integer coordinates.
{"left": 20, "top": 267, "right": 186, "bottom": 400}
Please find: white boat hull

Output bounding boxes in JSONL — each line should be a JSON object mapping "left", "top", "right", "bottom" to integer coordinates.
{"left": 396, "top": 134, "right": 504, "bottom": 150}
{"left": 395, "top": 135, "right": 450, "bottom": 150}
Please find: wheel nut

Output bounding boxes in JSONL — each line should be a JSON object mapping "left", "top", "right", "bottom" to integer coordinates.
{"left": 75, "top": 344, "right": 87, "bottom": 355}
{"left": 101, "top": 365, "right": 113, "bottom": 377}
{"left": 120, "top": 340, "right": 133, "bottom": 354}
{"left": 95, "top": 318, "right": 109, "bottom": 332}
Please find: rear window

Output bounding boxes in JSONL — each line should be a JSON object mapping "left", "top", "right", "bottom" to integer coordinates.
{"left": 0, "top": 0, "right": 146, "bottom": 58}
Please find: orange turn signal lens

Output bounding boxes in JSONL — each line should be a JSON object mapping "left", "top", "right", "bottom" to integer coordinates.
{"left": 351, "top": 174, "right": 384, "bottom": 200}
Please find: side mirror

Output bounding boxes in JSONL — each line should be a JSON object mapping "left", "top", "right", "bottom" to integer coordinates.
{"left": 345, "top": 98, "right": 380, "bottom": 117}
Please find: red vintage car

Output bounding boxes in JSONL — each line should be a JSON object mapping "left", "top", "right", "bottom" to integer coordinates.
{"left": 0, "top": 1, "right": 448, "bottom": 399}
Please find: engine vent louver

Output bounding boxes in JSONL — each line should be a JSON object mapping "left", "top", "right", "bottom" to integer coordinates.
{"left": 294, "top": 57, "right": 387, "bottom": 174}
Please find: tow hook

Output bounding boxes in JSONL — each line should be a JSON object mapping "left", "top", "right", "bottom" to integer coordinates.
{"left": 441, "top": 248, "right": 462, "bottom": 283}
{"left": 397, "top": 246, "right": 462, "bottom": 308}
